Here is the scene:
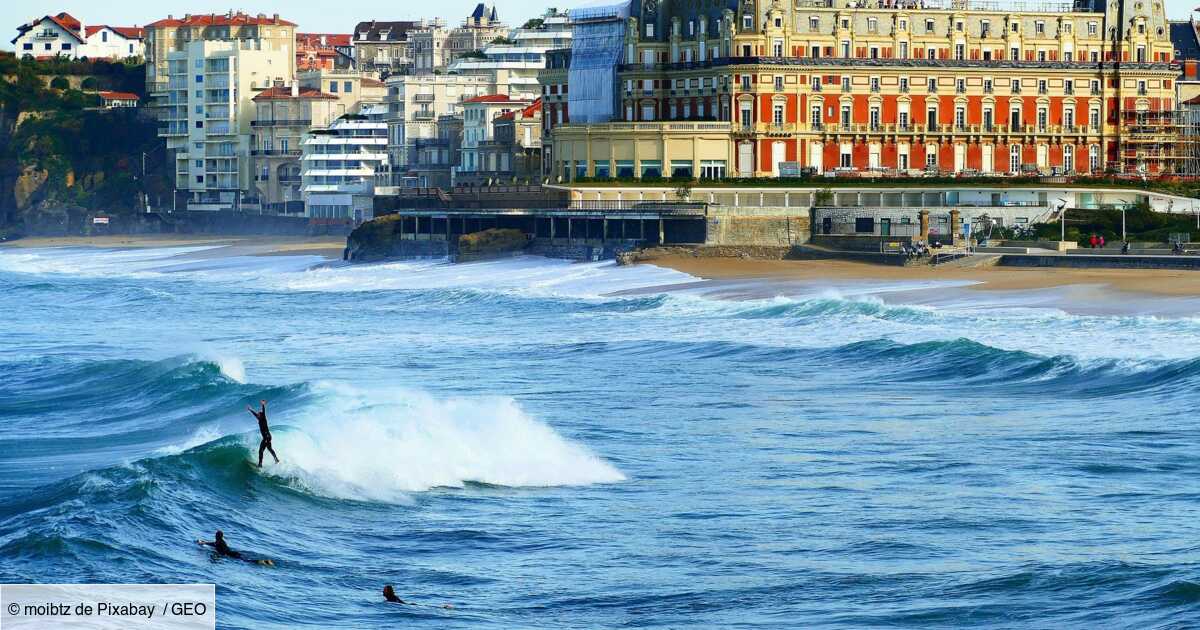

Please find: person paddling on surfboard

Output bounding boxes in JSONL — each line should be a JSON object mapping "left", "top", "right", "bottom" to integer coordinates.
{"left": 247, "top": 399, "right": 279, "bottom": 468}
{"left": 382, "top": 585, "right": 454, "bottom": 609}
{"left": 197, "top": 530, "right": 274, "bottom": 566}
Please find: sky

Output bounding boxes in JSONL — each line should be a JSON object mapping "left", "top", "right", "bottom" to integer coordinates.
{"left": 3, "top": 0, "right": 1198, "bottom": 51}
{"left": 1, "top": 1, "right": 585, "bottom": 48}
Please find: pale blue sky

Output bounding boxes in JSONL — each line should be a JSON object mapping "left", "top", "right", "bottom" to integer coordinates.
{"left": 3, "top": 1, "right": 585, "bottom": 49}
{"left": 4, "top": 0, "right": 1198, "bottom": 51}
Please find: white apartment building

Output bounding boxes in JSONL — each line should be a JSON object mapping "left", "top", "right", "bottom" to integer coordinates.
{"left": 13, "top": 13, "right": 144, "bottom": 60}
{"left": 302, "top": 104, "right": 390, "bottom": 222}
{"left": 383, "top": 73, "right": 491, "bottom": 187}
{"left": 446, "top": 12, "right": 571, "bottom": 103}
{"left": 159, "top": 38, "right": 292, "bottom": 210}
{"left": 458, "top": 95, "right": 532, "bottom": 183}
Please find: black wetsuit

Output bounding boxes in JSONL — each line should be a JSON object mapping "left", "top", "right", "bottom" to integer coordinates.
{"left": 205, "top": 538, "right": 242, "bottom": 560}
{"left": 252, "top": 407, "right": 278, "bottom": 466}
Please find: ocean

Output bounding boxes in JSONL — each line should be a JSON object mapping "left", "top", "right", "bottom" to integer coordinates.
{"left": 1, "top": 245, "right": 1199, "bottom": 629}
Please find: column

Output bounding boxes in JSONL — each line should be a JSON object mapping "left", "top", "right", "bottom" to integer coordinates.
{"left": 919, "top": 209, "right": 930, "bottom": 240}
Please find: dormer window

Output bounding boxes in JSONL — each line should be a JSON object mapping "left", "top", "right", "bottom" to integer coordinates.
{"left": 358, "top": 32, "right": 367, "bottom": 40}
{"left": 742, "top": 14, "right": 753, "bottom": 30}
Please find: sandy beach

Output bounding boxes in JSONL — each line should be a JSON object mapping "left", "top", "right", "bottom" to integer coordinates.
{"left": 643, "top": 255, "right": 1200, "bottom": 297}
{"left": 0, "top": 234, "right": 347, "bottom": 260}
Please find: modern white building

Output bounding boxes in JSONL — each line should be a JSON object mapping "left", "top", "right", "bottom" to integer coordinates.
{"left": 446, "top": 10, "right": 571, "bottom": 100}
{"left": 159, "top": 38, "right": 293, "bottom": 211}
{"left": 302, "top": 104, "right": 390, "bottom": 222}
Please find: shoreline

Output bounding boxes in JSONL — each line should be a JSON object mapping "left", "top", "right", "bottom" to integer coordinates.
{"left": 642, "top": 255, "right": 1200, "bottom": 298}
{"left": 0, "top": 235, "right": 347, "bottom": 260}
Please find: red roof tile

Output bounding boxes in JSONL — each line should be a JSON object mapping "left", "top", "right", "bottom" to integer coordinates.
{"left": 252, "top": 86, "right": 337, "bottom": 101}
{"left": 147, "top": 13, "right": 296, "bottom": 28}
{"left": 85, "top": 25, "right": 145, "bottom": 39}
{"left": 297, "top": 33, "right": 352, "bottom": 47}
{"left": 54, "top": 12, "right": 81, "bottom": 32}
{"left": 98, "top": 91, "right": 140, "bottom": 100}
{"left": 462, "top": 94, "right": 526, "bottom": 104}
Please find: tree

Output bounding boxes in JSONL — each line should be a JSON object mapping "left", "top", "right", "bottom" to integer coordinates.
{"left": 49, "top": 76, "right": 70, "bottom": 90}
{"left": 814, "top": 188, "right": 834, "bottom": 206}
{"left": 674, "top": 181, "right": 694, "bottom": 202}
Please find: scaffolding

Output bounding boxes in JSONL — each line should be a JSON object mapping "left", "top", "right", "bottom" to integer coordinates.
{"left": 1117, "top": 109, "right": 1200, "bottom": 177}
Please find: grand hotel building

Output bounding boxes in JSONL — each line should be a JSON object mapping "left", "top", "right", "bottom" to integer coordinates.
{"left": 543, "top": 0, "right": 1180, "bottom": 181}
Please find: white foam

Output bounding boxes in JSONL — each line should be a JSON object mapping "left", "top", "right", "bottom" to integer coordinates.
{"left": 214, "top": 356, "right": 247, "bottom": 384}
{"left": 155, "top": 426, "right": 223, "bottom": 456}
{"left": 259, "top": 383, "right": 625, "bottom": 502}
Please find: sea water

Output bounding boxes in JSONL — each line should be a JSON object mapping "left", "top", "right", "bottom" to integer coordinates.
{"left": 1, "top": 246, "right": 1199, "bottom": 628}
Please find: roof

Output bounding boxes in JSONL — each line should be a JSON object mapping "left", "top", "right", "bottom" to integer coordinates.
{"left": 297, "top": 33, "right": 352, "bottom": 48}
{"left": 1184, "top": 94, "right": 1200, "bottom": 105}
{"left": 352, "top": 20, "right": 421, "bottom": 42}
{"left": 1171, "top": 21, "right": 1200, "bottom": 63}
{"left": 85, "top": 25, "right": 145, "bottom": 39}
{"left": 12, "top": 14, "right": 86, "bottom": 44}
{"left": 252, "top": 86, "right": 338, "bottom": 101}
{"left": 462, "top": 94, "right": 527, "bottom": 104}
{"left": 98, "top": 91, "right": 140, "bottom": 100}
{"left": 147, "top": 13, "right": 296, "bottom": 28}
{"left": 495, "top": 98, "right": 542, "bottom": 121}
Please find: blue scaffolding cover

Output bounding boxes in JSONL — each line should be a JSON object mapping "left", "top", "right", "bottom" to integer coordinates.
{"left": 568, "top": 1, "right": 631, "bottom": 124}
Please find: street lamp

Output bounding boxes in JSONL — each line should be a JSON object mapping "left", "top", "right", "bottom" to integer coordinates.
{"left": 1057, "top": 199, "right": 1068, "bottom": 243}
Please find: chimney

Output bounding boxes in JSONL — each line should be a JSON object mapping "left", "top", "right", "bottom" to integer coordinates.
{"left": 273, "top": 13, "right": 280, "bottom": 24}
{"left": 291, "top": 81, "right": 299, "bottom": 97}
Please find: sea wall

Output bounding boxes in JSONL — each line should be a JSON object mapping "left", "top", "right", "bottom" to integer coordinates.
{"left": 1000, "top": 254, "right": 1200, "bottom": 270}
{"left": 705, "top": 210, "right": 810, "bottom": 247}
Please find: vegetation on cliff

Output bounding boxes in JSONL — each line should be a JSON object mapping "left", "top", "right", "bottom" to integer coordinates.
{"left": 0, "top": 54, "right": 170, "bottom": 234}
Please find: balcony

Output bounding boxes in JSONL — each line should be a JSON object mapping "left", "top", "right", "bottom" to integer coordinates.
{"left": 759, "top": 122, "right": 796, "bottom": 135}
{"left": 413, "top": 93, "right": 435, "bottom": 103}
{"left": 251, "top": 119, "right": 313, "bottom": 128}
{"left": 251, "top": 149, "right": 302, "bottom": 156}
{"left": 411, "top": 111, "right": 435, "bottom": 121}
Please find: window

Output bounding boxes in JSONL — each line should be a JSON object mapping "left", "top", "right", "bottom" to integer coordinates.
{"left": 1011, "top": 47, "right": 1019, "bottom": 60}
{"left": 1064, "top": 51, "right": 1073, "bottom": 62}
{"left": 981, "top": 21, "right": 991, "bottom": 37}
{"left": 639, "top": 160, "right": 661, "bottom": 178}
{"left": 841, "top": 76, "right": 850, "bottom": 91}
{"left": 809, "top": 16, "right": 819, "bottom": 32}
{"left": 1011, "top": 79, "right": 1021, "bottom": 94}
{"left": 899, "top": 42, "right": 908, "bottom": 59}
{"left": 1088, "top": 21, "right": 1097, "bottom": 35}
{"left": 840, "top": 105, "right": 851, "bottom": 125}
{"left": 195, "top": 75, "right": 203, "bottom": 83}
{"left": 773, "top": 40, "right": 783, "bottom": 56}
{"left": 1138, "top": 80, "right": 1147, "bottom": 95}
{"left": 741, "top": 15, "right": 751, "bottom": 31}
{"left": 1035, "top": 21, "right": 1045, "bottom": 35}
{"left": 811, "top": 105, "right": 821, "bottom": 126}
{"left": 1090, "top": 108, "right": 1100, "bottom": 127}
{"left": 841, "top": 18, "right": 850, "bottom": 29}
{"left": 956, "top": 78, "right": 965, "bottom": 93}
{"left": 984, "top": 79, "right": 993, "bottom": 93}
{"left": 62, "top": 43, "right": 71, "bottom": 50}
{"left": 343, "top": 81, "right": 352, "bottom": 93}
{"left": 868, "top": 17, "right": 878, "bottom": 33}
{"left": 700, "top": 160, "right": 726, "bottom": 179}
{"left": 955, "top": 44, "right": 964, "bottom": 60}
{"left": 900, "top": 77, "right": 909, "bottom": 92}
{"left": 741, "top": 75, "right": 751, "bottom": 90}
{"left": 927, "top": 48, "right": 937, "bottom": 60}
{"left": 615, "top": 160, "right": 635, "bottom": 178}
{"left": 774, "top": 17, "right": 782, "bottom": 28}
{"left": 648, "top": 23, "right": 656, "bottom": 37}
{"left": 774, "top": 76, "right": 783, "bottom": 91}
{"left": 671, "top": 160, "right": 693, "bottom": 178}
{"left": 926, "top": 145, "right": 938, "bottom": 167}
{"left": 1091, "top": 79, "right": 1100, "bottom": 95}
{"left": 1038, "top": 79, "right": 1047, "bottom": 94}
{"left": 840, "top": 146, "right": 852, "bottom": 168}
{"left": 773, "top": 103, "right": 784, "bottom": 125}
{"left": 102, "top": 31, "right": 108, "bottom": 42}
{"left": 811, "top": 76, "right": 821, "bottom": 91}
{"left": 841, "top": 41, "right": 850, "bottom": 57}
{"left": 928, "top": 77, "right": 937, "bottom": 93}
{"left": 870, "top": 107, "right": 880, "bottom": 129}
{"left": 870, "top": 77, "right": 880, "bottom": 92}
{"left": 1011, "top": 22, "right": 1019, "bottom": 33}
{"left": 1037, "top": 108, "right": 1047, "bottom": 130}
{"left": 1065, "top": 79, "right": 1074, "bottom": 94}
{"left": 1089, "top": 144, "right": 1100, "bottom": 172}
{"left": 1063, "top": 22, "right": 1072, "bottom": 33}
{"left": 956, "top": 21, "right": 964, "bottom": 32}
{"left": 330, "top": 81, "right": 338, "bottom": 93}
{"left": 925, "top": 19, "right": 935, "bottom": 34}
{"left": 23, "top": 43, "right": 32, "bottom": 50}
{"left": 1010, "top": 144, "right": 1021, "bottom": 172}
{"left": 955, "top": 107, "right": 965, "bottom": 129}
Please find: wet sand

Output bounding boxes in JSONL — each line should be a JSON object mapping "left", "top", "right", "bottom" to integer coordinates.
{"left": 644, "top": 256, "right": 1200, "bottom": 298}
{"left": 0, "top": 235, "right": 346, "bottom": 260}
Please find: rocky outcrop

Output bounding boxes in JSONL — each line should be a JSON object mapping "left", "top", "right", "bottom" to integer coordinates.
{"left": 13, "top": 166, "right": 47, "bottom": 209}
{"left": 617, "top": 245, "right": 795, "bottom": 265}
{"left": 456, "top": 228, "right": 530, "bottom": 262}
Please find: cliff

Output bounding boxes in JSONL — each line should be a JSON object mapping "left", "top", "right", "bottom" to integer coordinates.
{"left": 0, "top": 55, "right": 170, "bottom": 237}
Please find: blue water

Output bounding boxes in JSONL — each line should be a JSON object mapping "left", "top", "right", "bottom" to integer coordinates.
{"left": 2, "top": 246, "right": 1200, "bottom": 629}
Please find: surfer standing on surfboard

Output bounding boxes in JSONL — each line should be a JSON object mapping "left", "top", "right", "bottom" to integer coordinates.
{"left": 247, "top": 399, "right": 280, "bottom": 468}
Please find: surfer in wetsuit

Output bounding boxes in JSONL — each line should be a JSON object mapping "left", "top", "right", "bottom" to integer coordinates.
{"left": 383, "top": 585, "right": 407, "bottom": 604}
{"left": 198, "top": 530, "right": 242, "bottom": 559}
{"left": 247, "top": 399, "right": 279, "bottom": 468}
{"left": 197, "top": 531, "right": 275, "bottom": 566}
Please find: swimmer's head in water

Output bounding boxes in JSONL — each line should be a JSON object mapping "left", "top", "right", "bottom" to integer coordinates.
{"left": 215, "top": 530, "right": 224, "bottom": 541}
{"left": 383, "top": 585, "right": 395, "bottom": 598}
